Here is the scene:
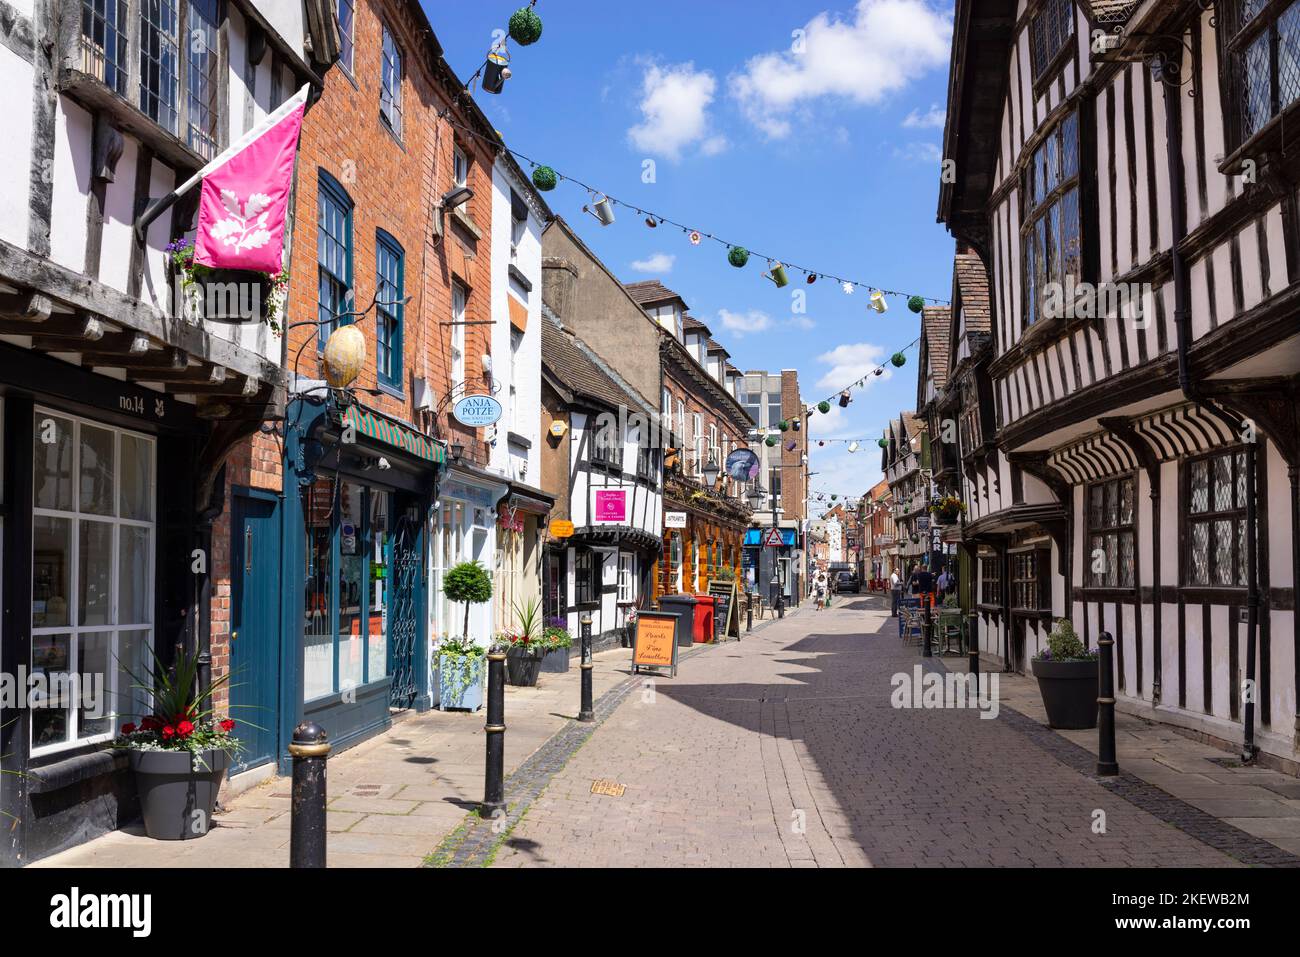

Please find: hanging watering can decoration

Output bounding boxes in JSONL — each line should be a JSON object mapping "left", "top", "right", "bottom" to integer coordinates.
{"left": 792, "top": 418, "right": 801, "bottom": 432}
{"left": 838, "top": 390, "right": 852, "bottom": 408}
{"left": 482, "top": 47, "right": 511, "bottom": 94}
{"left": 869, "top": 289, "right": 888, "bottom": 313}
{"left": 763, "top": 260, "right": 789, "bottom": 288}
{"left": 583, "top": 192, "right": 616, "bottom": 226}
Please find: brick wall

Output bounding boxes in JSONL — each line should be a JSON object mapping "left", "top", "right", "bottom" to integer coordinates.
{"left": 779, "top": 370, "right": 807, "bottom": 523}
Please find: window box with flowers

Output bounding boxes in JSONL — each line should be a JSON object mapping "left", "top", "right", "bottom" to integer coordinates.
{"left": 111, "top": 647, "right": 241, "bottom": 841}
{"left": 167, "top": 236, "right": 288, "bottom": 330}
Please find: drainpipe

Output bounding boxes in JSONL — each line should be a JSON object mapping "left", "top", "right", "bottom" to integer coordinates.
{"left": 1160, "top": 49, "right": 1259, "bottom": 761}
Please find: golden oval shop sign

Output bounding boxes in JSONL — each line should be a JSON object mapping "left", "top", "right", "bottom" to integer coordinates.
{"left": 549, "top": 519, "right": 575, "bottom": 539}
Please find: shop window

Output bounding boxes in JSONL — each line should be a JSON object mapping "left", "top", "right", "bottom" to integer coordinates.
{"left": 30, "top": 410, "right": 155, "bottom": 754}
{"left": 317, "top": 171, "right": 353, "bottom": 347}
{"left": 543, "top": 550, "right": 565, "bottom": 621}
{"left": 1087, "top": 476, "right": 1136, "bottom": 588}
{"left": 575, "top": 548, "right": 600, "bottom": 605}
{"left": 301, "top": 478, "right": 394, "bottom": 701}
{"left": 375, "top": 230, "right": 404, "bottom": 390}
{"left": 1185, "top": 448, "right": 1251, "bottom": 587}
{"left": 1010, "top": 549, "right": 1052, "bottom": 611}
{"left": 592, "top": 420, "right": 623, "bottom": 471}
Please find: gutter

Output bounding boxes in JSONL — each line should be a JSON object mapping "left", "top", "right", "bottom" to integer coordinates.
{"left": 1159, "top": 45, "right": 1260, "bottom": 762}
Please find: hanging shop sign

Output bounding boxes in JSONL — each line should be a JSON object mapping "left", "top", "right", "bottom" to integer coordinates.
{"left": 724, "top": 448, "right": 760, "bottom": 482}
{"left": 665, "top": 511, "right": 688, "bottom": 529}
{"left": 453, "top": 394, "right": 503, "bottom": 427}
{"left": 548, "top": 519, "right": 575, "bottom": 539}
{"left": 632, "top": 611, "right": 680, "bottom": 678}
{"left": 593, "top": 489, "right": 627, "bottom": 524}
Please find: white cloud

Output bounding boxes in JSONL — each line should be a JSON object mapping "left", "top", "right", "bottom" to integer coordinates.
{"left": 628, "top": 61, "right": 728, "bottom": 161}
{"left": 814, "top": 342, "right": 893, "bottom": 392}
{"left": 630, "top": 252, "right": 677, "bottom": 274}
{"left": 894, "top": 141, "right": 942, "bottom": 164}
{"left": 716, "top": 308, "right": 773, "bottom": 337}
{"left": 730, "top": 0, "right": 952, "bottom": 139}
{"left": 902, "top": 103, "right": 946, "bottom": 128}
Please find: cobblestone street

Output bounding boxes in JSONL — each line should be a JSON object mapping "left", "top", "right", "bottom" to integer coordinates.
{"left": 487, "top": 598, "right": 1299, "bottom": 868}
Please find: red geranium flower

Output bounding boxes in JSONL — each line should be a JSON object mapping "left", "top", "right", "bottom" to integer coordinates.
{"left": 177, "top": 720, "right": 194, "bottom": 737}
{"left": 141, "top": 716, "right": 161, "bottom": 732}
{"left": 120, "top": 723, "right": 136, "bottom": 735}
{"left": 161, "top": 725, "right": 176, "bottom": 740}
{"left": 220, "top": 719, "right": 235, "bottom": 732}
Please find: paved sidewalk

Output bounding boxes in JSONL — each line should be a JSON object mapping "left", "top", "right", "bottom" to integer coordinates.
{"left": 33, "top": 646, "right": 635, "bottom": 868}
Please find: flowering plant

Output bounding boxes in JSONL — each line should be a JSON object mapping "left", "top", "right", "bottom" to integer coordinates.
{"left": 166, "top": 236, "right": 288, "bottom": 332}
{"left": 436, "top": 634, "right": 486, "bottom": 659}
{"left": 112, "top": 644, "right": 241, "bottom": 771}
{"left": 929, "top": 495, "right": 967, "bottom": 522}
{"left": 540, "top": 625, "right": 573, "bottom": 650}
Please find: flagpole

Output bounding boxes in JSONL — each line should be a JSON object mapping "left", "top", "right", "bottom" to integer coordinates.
{"left": 133, "top": 85, "right": 311, "bottom": 242}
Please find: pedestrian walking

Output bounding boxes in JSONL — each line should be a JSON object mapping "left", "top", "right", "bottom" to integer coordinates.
{"left": 889, "top": 568, "right": 902, "bottom": 616}
{"left": 908, "top": 563, "right": 936, "bottom": 611}
{"left": 937, "top": 566, "right": 952, "bottom": 596}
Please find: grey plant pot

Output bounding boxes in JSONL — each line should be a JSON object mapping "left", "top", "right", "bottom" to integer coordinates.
{"left": 1031, "top": 657, "right": 1099, "bottom": 730}
{"left": 539, "top": 646, "right": 571, "bottom": 673}
{"left": 506, "top": 646, "right": 543, "bottom": 686}
{"left": 128, "top": 747, "right": 231, "bottom": 841}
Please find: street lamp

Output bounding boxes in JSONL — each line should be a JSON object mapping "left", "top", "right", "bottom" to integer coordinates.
{"left": 746, "top": 484, "right": 765, "bottom": 511}
{"left": 702, "top": 459, "right": 721, "bottom": 490}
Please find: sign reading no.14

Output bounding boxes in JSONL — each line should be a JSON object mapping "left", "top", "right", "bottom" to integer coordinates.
{"left": 453, "top": 394, "right": 503, "bottom": 427}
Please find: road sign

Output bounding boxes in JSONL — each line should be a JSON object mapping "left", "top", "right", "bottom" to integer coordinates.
{"left": 763, "top": 527, "right": 785, "bottom": 548}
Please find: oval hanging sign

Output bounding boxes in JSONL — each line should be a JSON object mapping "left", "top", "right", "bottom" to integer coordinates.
{"left": 453, "top": 394, "right": 503, "bottom": 427}
{"left": 549, "top": 519, "right": 575, "bottom": 539}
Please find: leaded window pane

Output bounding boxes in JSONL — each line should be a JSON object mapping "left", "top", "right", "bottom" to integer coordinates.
{"left": 1105, "top": 481, "right": 1118, "bottom": 527}
{"left": 139, "top": 0, "right": 179, "bottom": 135}
{"left": 1213, "top": 455, "right": 1234, "bottom": 511}
{"left": 1090, "top": 486, "right": 1103, "bottom": 529}
{"left": 1236, "top": 451, "right": 1248, "bottom": 508}
{"left": 1190, "top": 522, "right": 1209, "bottom": 584}
{"left": 1279, "top": 3, "right": 1300, "bottom": 112}
{"left": 1118, "top": 533, "right": 1135, "bottom": 588}
{"left": 1190, "top": 460, "right": 1209, "bottom": 513}
{"left": 1119, "top": 478, "right": 1135, "bottom": 524}
{"left": 1214, "top": 519, "right": 1235, "bottom": 585}
{"left": 1237, "top": 519, "right": 1248, "bottom": 586}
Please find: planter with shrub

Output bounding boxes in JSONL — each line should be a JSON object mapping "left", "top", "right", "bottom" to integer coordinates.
{"left": 1030, "top": 619, "right": 1099, "bottom": 729}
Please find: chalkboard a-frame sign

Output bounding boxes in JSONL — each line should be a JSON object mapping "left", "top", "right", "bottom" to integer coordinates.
{"left": 708, "top": 579, "right": 739, "bottom": 640}
{"left": 632, "top": 610, "right": 680, "bottom": 678}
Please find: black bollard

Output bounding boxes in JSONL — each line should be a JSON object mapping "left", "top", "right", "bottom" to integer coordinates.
{"left": 746, "top": 597, "right": 753, "bottom": 633}
{"left": 578, "top": 613, "right": 595, "bottom": 723}
{"left": 967, "top": 611, "right": 980, "bottom": 695}
{"left": 769, "top": 576, "right": 779, "bottom": 621}
{"left": 1097, "top": 632, "right": 1118, "bottom": 776}
{"left": 289, "top": 721, "right": 330, "bottom": 868}
{"left": 921, "top": 598, "right": 933, "bottom": 658}
{"left": 482, "top": 649, "right": 507, "bottom": 816}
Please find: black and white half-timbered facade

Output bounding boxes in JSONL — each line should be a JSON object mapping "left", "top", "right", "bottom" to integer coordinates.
{"left": 0, "top": 0, "right": 335, "bottom": 863}
{"left": 939, "top": 0, "right": 1300, "bottom": 764}
{"left": 539, "top": 307, "right": 663, "bottom": 648}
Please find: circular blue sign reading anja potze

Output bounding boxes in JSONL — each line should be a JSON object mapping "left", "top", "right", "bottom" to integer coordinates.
{"left": 452, "top": 394, "right": 503, "bottom": 427}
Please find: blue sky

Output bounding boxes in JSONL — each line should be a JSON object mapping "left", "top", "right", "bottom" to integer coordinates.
{"left": 426, "top": 0, "right": 956, "bottom": 507}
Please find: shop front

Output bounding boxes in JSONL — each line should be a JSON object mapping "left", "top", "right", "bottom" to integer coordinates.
{"left": 282, "top": 397, "right": 442, "bottom": 766}
{"left": 434, "top": 464, "right": 509, "bottom": 653}
{"left": 0, "top": 342, "right": 202, "bottom": 865}
{"left": 743, "top": 526, "right": 799, "bottom": 605}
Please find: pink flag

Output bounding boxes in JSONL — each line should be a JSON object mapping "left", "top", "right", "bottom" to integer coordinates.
{"left": 193, "top": 86, "right": 309, "bottom": 273}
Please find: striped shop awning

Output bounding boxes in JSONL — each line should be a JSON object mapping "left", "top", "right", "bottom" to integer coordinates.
{"left": 343, "top": 406, "right": 445, "bottom": 464}
{"left": 1048, "top": 430, "right": 1140, "bottom": 485}
{"left": 1134, "top": 403, "right": 1238, "bottom": 462}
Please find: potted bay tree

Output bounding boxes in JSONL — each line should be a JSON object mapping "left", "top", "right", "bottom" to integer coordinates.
{"left": 437, "top": 561, "right": 494, "bottom": 710}
{"left": 1030, "top": 618, "right": 1100, "bottom": 729}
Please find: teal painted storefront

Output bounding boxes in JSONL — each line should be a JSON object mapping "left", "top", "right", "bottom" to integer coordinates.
{"left": 275, "top": 396, "right": 441, "bottom": 773}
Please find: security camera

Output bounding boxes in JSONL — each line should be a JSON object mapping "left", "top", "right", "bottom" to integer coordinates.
{"left": 377, "top": 457, "right": 391, "bottom": 470}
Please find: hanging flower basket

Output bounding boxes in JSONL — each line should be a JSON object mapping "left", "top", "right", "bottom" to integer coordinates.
{"left": 532, "top": 165, "right": 558, "bottom": 191}
{"left": 168, "top": 238, "right": 285, "bottom": 330}
{"left": 508, "top": 7, "right": 543, "bottom": 45}
{"left": 928, "top": 495, "right": 967, "bottom": 525}
{"left": 728, "top": 246, "right": 749, "bottom": 268}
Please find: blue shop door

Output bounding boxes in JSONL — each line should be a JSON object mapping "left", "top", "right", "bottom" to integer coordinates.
{"left": 230, "top": 492, "right": 282, "bottom": 772}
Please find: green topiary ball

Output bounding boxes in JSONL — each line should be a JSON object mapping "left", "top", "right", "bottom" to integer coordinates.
{"left": 532, "top": 165, "right": 557, "bottom": 191}
{"left": 443, "top": 560, "right": 493, "bottom": 604}
{"left": 891, "top": 352, "right": 907, "bottom": 368}
{"left": 508, "top": 7, "right": 543, "bottom": 45}
{"left": 728, "top": 246, "right": 749, "bottom": 268}
{"left": 817, "top": 400, "right": 831, "bottom": 414}
{"left": 878, "top": 438, "right": 888, "bottom": 449}
{"left": 908, "top": 295, "right": 925, "bottom": 313}
{"left": 764, "top": 435, "right": 778, "bottom": 447}
{"left": 778, "top": 420, "right": 789, "bottom": 432}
